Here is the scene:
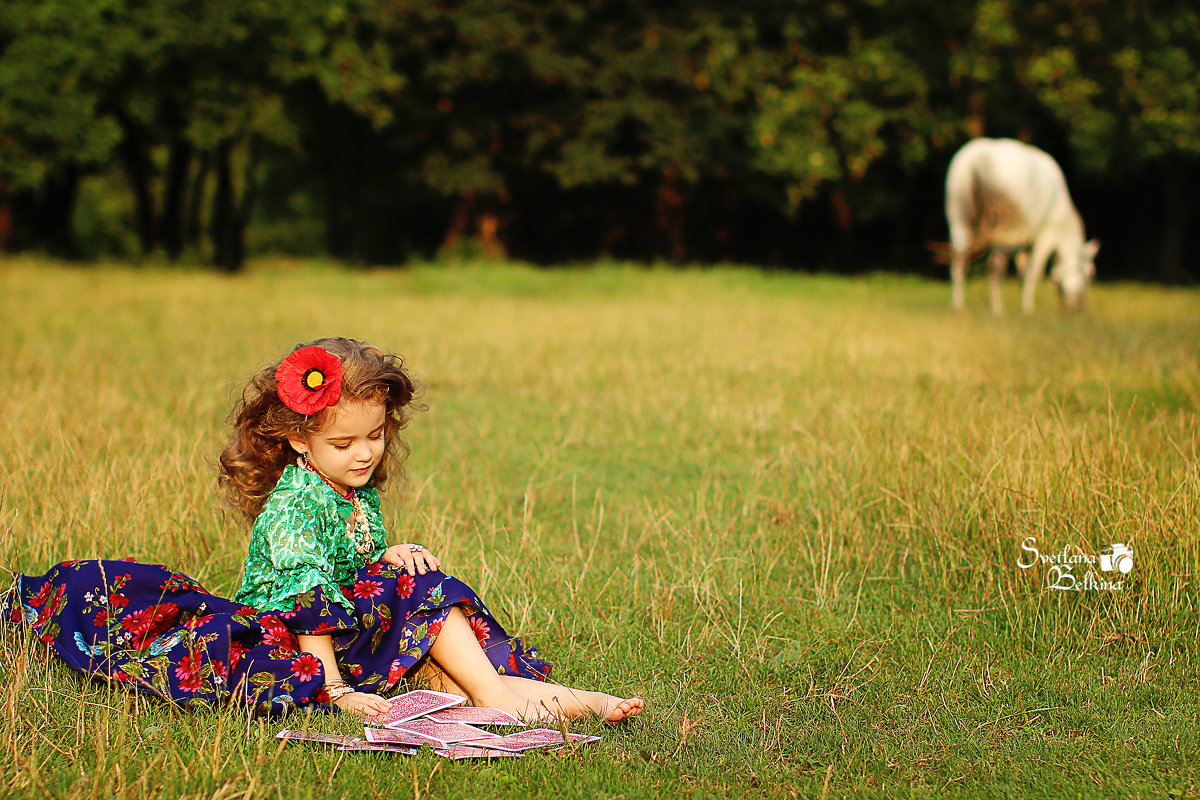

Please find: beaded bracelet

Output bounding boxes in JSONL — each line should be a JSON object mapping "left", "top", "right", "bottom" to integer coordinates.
{"left": 324, "top": 680, "right": 354, "bottom": 702}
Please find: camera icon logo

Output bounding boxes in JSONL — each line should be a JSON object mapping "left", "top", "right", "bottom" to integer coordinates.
{"left": 1099, "top": 543, "right": 1134, "bottom": 574}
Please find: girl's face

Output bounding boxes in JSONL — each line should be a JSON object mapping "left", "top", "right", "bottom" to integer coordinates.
{"left": 288, "top": 399, "right": 387, "bottom": 494}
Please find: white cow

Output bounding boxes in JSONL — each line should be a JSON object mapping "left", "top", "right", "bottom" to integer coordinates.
{"left": 945, "top": 137, "right": 1098, "bottom": 313}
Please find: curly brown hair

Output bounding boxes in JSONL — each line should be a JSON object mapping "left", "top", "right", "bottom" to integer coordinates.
{"left": 218, "top": 338, "right": 421, "bottom": 519}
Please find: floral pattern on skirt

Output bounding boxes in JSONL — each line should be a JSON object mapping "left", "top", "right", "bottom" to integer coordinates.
{"left": 2, "top": 559, "right": 551, "bottom": 717}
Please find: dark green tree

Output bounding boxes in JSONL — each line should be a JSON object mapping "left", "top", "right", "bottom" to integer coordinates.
{"left": 0, "top": 0, "right": 124, "bottom": 253}
{"left": 1017, "top": 1, "right": 1200, "bottom": 279}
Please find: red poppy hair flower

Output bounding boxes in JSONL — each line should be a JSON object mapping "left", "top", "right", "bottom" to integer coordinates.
{"left": 275, "top": 346, "right": 344, "bottom": 414}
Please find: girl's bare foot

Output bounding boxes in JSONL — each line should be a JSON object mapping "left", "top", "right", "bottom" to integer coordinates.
{"left": 604, "top": 696, "right": 645, "bottom": 723}
{"left": 490, "top": 677, "right": 645, "bottom": 724}
{"left": 587, "top": 692, "right": 645, "bottom": 723}
{"left": 417, "top": 653, "right": 643, "bottom": 724}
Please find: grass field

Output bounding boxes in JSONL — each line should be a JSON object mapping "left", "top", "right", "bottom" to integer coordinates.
{"left": 1, "top": 256, "right": 1198, "bottom": 799}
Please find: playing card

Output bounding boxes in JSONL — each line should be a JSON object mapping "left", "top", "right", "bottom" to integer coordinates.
{"left": 467, "top": 728, "right": 600, "bottom": 752}
{"left": 435, "top": 744, "right": 525, "bottom": 760}
{"left": 426, "top": 706, "right": 522, "bottom": 726}
{"left": 337, "top": 741, "right": 419, "bottom": 754}
{"left": 363, "top": 726, "right": 441, "bottom": 748}
{"left": 276, "top": 730, "right": 363, "bottom": 746}
{"left": 392, "top": 717, "right": 496, "bottom": 745}
{"left": 373, "top": 690, "right": 466, "bottom": 726}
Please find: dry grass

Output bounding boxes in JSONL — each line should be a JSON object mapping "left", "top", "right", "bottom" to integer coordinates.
{"left": 1, "top": 256, "right": 1198, "bottom": 798}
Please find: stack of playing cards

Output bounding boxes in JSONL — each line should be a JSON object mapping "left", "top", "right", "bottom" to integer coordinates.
{"left": 275, "top": 729, "right": 419, "bottom": 755}
{"left": 276, "top": 689, "right": 601, "bottom": 760}
{"left": 426, "top": 706, "right": 522, "bottom": 726}
{"left": 456, "top": 728, "right": 600, "bottom": 753}
{"left": 369, "top": 689, "right": 465, "bottom": 726}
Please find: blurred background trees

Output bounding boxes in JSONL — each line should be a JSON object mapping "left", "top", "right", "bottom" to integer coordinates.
{"left": 0, "top": 0, "right": 1196, "bottom": 278}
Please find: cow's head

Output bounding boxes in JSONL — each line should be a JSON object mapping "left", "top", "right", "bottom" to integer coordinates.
{"left": 1052, "top": 239, "right": 1099, "bottom": 311}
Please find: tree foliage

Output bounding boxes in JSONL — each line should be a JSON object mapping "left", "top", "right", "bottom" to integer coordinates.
{"left": 0, "top": 0, "right": 1195, "bottom": 275}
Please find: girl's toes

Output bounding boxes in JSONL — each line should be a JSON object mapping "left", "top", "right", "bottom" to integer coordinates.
{"left": 604, "top": 697, "right": 644, "bottom": 724}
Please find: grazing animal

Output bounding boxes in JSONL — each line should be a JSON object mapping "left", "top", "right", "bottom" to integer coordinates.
{"left": 944, "top": 137, "right": 1098, "bottom": 313}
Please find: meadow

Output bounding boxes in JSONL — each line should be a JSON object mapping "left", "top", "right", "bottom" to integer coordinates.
{"left": 1, "top": 256, "right": 1198, "bottom": 799}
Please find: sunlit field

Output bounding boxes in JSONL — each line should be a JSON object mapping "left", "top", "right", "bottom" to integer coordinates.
{"left": 2, "top": 257, "right": 1198, "bottom": 799}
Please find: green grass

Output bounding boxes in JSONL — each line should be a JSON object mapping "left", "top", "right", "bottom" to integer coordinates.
{"left": 2, "top": 255, "right": 1198, "bottom": 799}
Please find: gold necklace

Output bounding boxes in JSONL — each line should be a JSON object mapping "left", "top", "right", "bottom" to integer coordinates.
{"left": 346, "top": 492, "right": 375, "bottom": 556}
{"left": 297, "top": 457, "right": 375, "bottom": 557}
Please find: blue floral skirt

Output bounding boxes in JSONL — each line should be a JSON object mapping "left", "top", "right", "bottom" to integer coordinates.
{"left": 2, "top": 559, "right": 551, "bottom": 717}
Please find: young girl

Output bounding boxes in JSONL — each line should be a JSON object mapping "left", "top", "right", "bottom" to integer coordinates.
{"left": 4, "top": 338, "right": 643, "bottom": 724}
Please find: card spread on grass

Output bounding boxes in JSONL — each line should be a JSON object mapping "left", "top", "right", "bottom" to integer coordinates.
{"left": 469, "top": 728, "right": 601, "bottom": 752}
{"left": 364, "top": 726, "right": 442, "bottom": 749}
{"left": 276, "top": 730, "right": 363, "bottom": 747}
{"left": 392, "top": 717, "right": 496, "bottom": 746}
{"left": 337, "top": 741, "right": 419, "bottom": 754}
{"left": 436, "top": 744, "right": 525, "bottom": 760}
{"left": 426, "top": 706, "right": 522, "bottom": 726}
{"left": 374, "top": 689, "right": 466, "bottom": 726}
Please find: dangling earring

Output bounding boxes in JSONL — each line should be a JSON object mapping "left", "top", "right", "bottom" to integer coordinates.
{"left": 302, "top": 452, "right": 311, "bottom": 466}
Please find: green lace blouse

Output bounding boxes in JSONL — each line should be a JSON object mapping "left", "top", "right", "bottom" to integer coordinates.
{"left": 234, "top": 464, "right": 388, "bottom": 613}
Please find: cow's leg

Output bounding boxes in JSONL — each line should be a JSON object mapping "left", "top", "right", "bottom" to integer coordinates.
{"left": 1021, "top": 240, "right": 1054, "bottom": 314}
{"left": 950, "top": 250, "right": 967, "bottom": 311}
{"left": 988, "top": 249, "right": 1008, "bottom": 315}
{"left": 1014, "top": 250, "right": 1029, "bottom": 278}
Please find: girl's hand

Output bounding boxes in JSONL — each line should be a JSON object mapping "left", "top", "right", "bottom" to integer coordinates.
{"left": 333, "top": 691, "right": 393, "bottom": 717}
{"left": 382, "top": 543, "right": 442, "bottom": 575}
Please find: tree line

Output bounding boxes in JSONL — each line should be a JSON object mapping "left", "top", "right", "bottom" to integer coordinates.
{"left": 1, "top": 0, "right": 1197, "bottom": 278}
